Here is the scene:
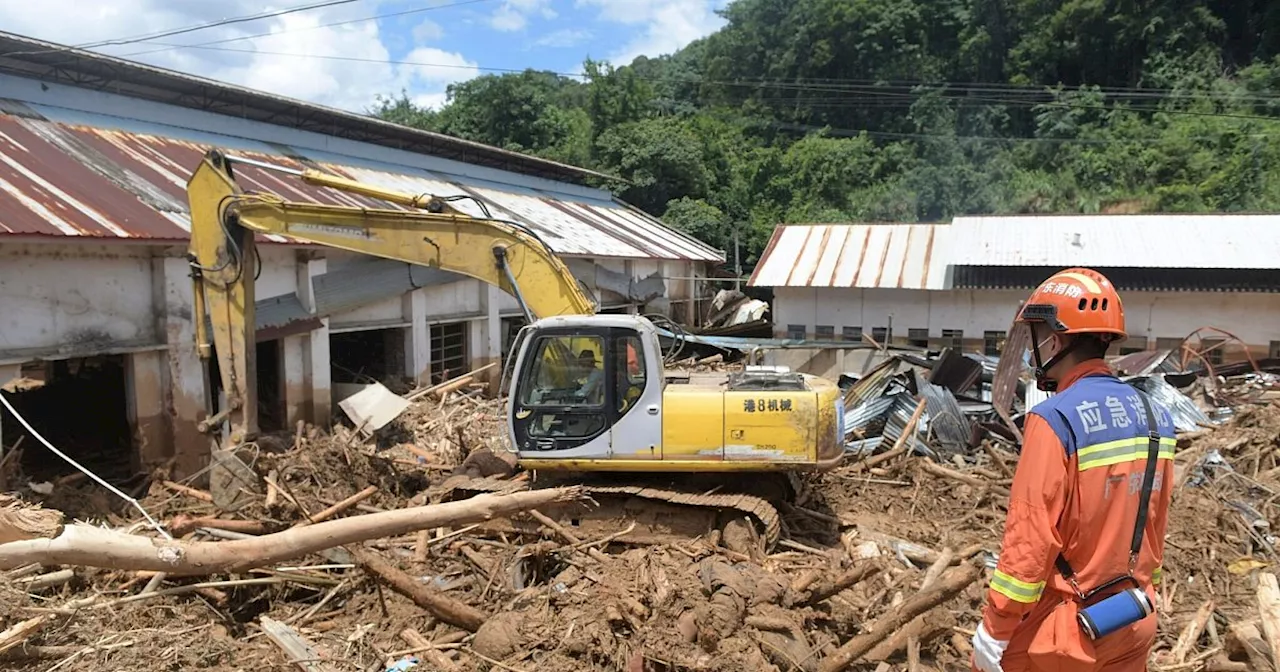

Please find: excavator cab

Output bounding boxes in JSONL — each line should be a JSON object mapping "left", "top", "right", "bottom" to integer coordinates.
{"left": 505, "top": 314, "right": 663, "bottom": 461}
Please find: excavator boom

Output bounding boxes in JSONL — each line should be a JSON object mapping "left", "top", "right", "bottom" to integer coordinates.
{"left": 186, "top": 149, "right": 593, "bottom": 506}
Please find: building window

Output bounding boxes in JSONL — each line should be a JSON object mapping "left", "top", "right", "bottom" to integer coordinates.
{"left": 907, "top": 328, "right": 929, "bottom": 348}
{"left": 501, "top": 317, "right": 529, "bottom": 361}
{"left": 842, "top": 326, "right": 863, "bottom": 342}
{"left": 941, "top": 329, "right": 963, "bottom": 349}
{"left": 1201, "top": 338, "right": 1225, "bottom": 366}
{"left": 1271, "top": 341, "right": 1280, "bottom": 359}
{"left": 1119, "top": 347, "right": 1145, "bottom": 355}
{"left": 871, "top": 327, "right": 889, "bottom": 345}
{"left": 786, "top": 324, "right": 805, "bottom": 340}
{"left": 815, "top": 325, "right": 835, "bottom": 340}
{"left": 430, "top": 321, "right": 468, "bottom": 384}
{"left": 983, "top": 331, "right": 1006, "bottom": 357}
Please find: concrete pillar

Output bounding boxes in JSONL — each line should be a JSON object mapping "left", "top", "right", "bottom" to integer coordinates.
{"left": 471, "top": 284, "right": 502, "bottom": 390}
{"left": 297, "top": 257, "right": 330, "bottom": 427}
{"left": 402, "top": 288, "right": 430, "bottom": 386}
{"left": 155, "top": 257, "right": 210, "bottom": 480}
{"left": 687, "top": 275, "right": 697, "bottom": 325}
{"left": 125, "top": 350, "right": 170, "bottom": 472}
{"left": 282, "top": 335, "right": 307, "bottom": 428}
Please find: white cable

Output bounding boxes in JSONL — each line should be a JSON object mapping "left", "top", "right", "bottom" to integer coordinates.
{"left": 0, "top": 391, "right": 172, "bottom": 540}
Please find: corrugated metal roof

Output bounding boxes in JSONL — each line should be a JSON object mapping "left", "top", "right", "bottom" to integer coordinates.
{"left": 0, "top": 30, "right": 615, "bottom": 188}
{"left": 748, "top": 224, "right": 949, "bottom": 289}
{"left": 0, "top": 98, "right": 723, "bottom": 262}
{"left": 948, "top": 215, "right": 1280, "bottom": 269}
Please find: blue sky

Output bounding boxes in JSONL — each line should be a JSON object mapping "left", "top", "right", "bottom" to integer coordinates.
{"left": 0, "top": 0, "right": 732, "bottom": 112}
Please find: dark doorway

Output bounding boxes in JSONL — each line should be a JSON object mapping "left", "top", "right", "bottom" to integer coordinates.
{"left": 2, "top": 356, "right": 133, "bottom": 485}
{"left": 330, "top": 329, "right": 405, "bottom": 384}
{"left": 256, "top": 339, "right": 284, "bottom": 432}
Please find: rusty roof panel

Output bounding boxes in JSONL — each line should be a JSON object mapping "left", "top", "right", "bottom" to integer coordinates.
{"left": 748, "top": 224, "right": 949, "bottom": 289}
{"left": 0, "top": 105, "right": 723, "bottom": 261}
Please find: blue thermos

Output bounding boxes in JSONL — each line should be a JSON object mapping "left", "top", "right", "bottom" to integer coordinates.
{"left": 1077, "top": 587, "right": 1154, "bottom": 640}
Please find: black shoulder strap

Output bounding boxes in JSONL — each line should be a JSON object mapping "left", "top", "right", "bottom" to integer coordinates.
{"left": 1055, "top": 386, "right": 1162, "bottom": 587}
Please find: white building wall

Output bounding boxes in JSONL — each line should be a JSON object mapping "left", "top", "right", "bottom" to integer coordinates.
{"left": 0, "top": 243, "right": 160, "bottom": 359}
{"left": 774, "top": 287, "right": 1280, "bottom": 352}
{"left": 0, "top": 240, "right": 703, "bottom": 481}
{"left": 329, "top": 295, "right": 406, "bottom": 329}
{"left": 255, "top": 245, "right": 300, "bottom": 301}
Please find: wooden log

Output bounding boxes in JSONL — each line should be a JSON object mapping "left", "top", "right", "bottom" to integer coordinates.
{"left": 853, "top": 528, "right": 953, "bottom": 567}
{"left": 259, "top": 616, "right": 340, "bottom": 672}
{"left": 1226, "top": 621, "right": 1274, "bottom": 672}
{"left": 0, "top": 645, "right": 85, "bottom": 660}
{"left": 169, "top": 515, "right": 272, "bottom": 538}
{"left": 0, "top": 487, "right": 583, "bottom": 574}
{"left": 527, "top": 510, "right": 609, "bottom": 563}
{"left": 12, "top": 568, "right": 73, "bottom": 591}
{"left": 399, "top": 628, "right": 460, "bottom": 671}
{"left": 0, "top": 497, "right": 63, "bottom": 545}
{"left": 865, "top": 548, "right": 955, "bottom": 661}
{"left": 817, "top": 561, "right": 984, "bottom": 672}
{"left": 919, "top": 460, "right": 1011, "bottom": 497}
{"left": 406, "top": 363, "right": 497, "bottom": 402}
{"left": 982, "top": 442, "right": 1016, "bottom": 480}
{"left": 161, "top": 480, "right": 213, "bottom": 502}
{"left": 0, "top": 616, "right": 52, "bottom": 655}
{"left": 1260, "top": 573, "right": 1280, "bottom": 667}
{"left": 296, "top": 486, "right": 378, "bottom": 526}
{"left": 851, "top": 446, "right": 909, "bottom": 474}
{"left": 1170, "top": 600, "right": 1215, "bottom": 663}
{"left": 355, "top": 548, "right": 486, "bottom": 632}
{"left": 864, "top": 609, "right": 954, "bottom": 662}
{"left": 804, "top": 561, "right": 883, "bottom": 606}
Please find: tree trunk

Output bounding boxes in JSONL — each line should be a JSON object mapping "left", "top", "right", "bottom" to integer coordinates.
{"left": 818, "top": 561, "right": 983, "bottom": 672}
{"left": 0, "top": 487, "right": 582, "bottom": 575}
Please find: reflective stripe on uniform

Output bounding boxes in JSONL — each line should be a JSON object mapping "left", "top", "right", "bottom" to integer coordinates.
{"left": 1076, "top": 436, "right": 1176, "bottom": 472}
{"left": 1153, "top": 567, "right": 1162, "bottom": 585}
{"left": 990, "top": 570, "right": 1046, "bottom": 604}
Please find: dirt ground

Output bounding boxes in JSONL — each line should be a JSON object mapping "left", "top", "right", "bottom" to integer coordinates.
{"left": 1, "top": 393, "right": 1278, "bottom": 672}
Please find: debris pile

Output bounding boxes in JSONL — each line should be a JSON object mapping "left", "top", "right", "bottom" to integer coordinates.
{"left": 0, "top": 356, "right": 1277, "bottom": 671}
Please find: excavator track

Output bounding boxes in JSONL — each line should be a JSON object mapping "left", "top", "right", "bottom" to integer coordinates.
{"left": 438, "top": 474, "right": 784, "bottom": 550}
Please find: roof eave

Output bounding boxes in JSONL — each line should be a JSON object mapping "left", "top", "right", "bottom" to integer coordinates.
{"left": 0, "top": 30, "right": 624, "bottom": 187}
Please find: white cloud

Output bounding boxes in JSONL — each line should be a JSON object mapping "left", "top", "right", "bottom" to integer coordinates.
{"left": 576, "top": 0, "right": 728, "bottom": 65}
{"left": 0, "top": 1, "right": 479, "bottom": 113}
{"left": 490, "top": 5, "right": 528, "bottom": 32}
{"left": 489, "top": 0, "right": 555, "bottom": 32}
{"left": 533, "top": 28, "right": 593, "bottom": 48}
{"left": 412, "top": 18, "right": 445, "bottom": 43}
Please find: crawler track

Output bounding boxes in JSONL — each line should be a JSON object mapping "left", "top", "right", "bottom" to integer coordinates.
{"left": 440, "top": 474, "right": 784, "bottom": 550}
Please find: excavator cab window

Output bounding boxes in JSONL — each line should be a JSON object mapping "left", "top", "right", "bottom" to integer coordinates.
{"left": 516, "top": 334, "right": 608, "bottom": 442}
{"left": 616, "top": 335, "right": 645, "bottom": 413}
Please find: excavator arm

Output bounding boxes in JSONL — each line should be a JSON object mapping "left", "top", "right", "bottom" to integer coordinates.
{"left": 186, "top": 149, "right": 593, "bottom": 453}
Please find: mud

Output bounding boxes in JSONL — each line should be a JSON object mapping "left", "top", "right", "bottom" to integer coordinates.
{"left": 1, "top": 396, "right": 1277, "bottom": 671}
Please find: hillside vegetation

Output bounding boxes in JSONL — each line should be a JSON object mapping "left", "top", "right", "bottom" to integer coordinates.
{"left": 372, "top": 0, "right": 1280, "bottom": 266}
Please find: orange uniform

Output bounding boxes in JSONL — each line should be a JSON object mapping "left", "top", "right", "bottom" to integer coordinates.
{"left": 980, "top": 359, "right": 1176, "bottom": 671}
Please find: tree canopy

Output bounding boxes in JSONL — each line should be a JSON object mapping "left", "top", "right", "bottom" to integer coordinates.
{"left": 370, "top": 0, "right": 1280, "bottom": 268}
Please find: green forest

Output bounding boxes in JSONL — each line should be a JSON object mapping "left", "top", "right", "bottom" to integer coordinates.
{"left": 371, "top": 0, "right": 1280, "bottom": 267}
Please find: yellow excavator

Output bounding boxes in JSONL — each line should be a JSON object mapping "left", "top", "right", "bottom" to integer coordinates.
{"left": 187, "top": 149, "right": 844, "bottom": 550}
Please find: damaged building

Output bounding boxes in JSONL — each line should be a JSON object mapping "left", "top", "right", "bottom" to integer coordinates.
{"left": 0, "top": 31, "right": 724, "bottom": 484}
{"left": 751, "top": 216, "right": 1280, "bottom": 378}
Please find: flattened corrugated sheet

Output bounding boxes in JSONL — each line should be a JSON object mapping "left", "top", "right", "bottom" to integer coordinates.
{"left": 748, "top": 223, "right": 948, "bottom": 289}
{"left": 0, "top": 102, "right": 722, "bottom": 261}
{"left": 949, "top": 215, "right": 1280, "bottom": 269}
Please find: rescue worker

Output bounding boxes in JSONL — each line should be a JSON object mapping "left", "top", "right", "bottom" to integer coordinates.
{"left": 972, "top": 268, "right": 1176, "bottom": 672}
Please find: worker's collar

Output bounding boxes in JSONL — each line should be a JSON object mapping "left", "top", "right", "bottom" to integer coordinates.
{"left": 1052, "top": 358, "right": 1115, "bottom": 392}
